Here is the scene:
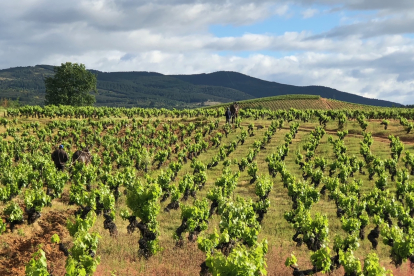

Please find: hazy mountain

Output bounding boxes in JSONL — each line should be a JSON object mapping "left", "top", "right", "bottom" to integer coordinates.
{"left": 0, "top": 65, "right": 402, "bottom": 108}
{"left": 172, "top": 71, "right": 401, "bottom": 107}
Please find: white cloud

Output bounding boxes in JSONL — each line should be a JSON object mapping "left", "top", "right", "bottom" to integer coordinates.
{"left": 302, "top": 8, "right": 318, "bottom": 18}
{"left": 36, "top": 33, "right": 414, "bottom": 104}
{"left": 0, "top": 0, "right": 413, "bottom": 104}
{"left": 274, "top": 4, "right": 290, "bottom": 16}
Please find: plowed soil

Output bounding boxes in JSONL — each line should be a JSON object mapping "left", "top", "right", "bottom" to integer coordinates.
{"left": 0, "top": 209, "right": 74, "bottom": 276}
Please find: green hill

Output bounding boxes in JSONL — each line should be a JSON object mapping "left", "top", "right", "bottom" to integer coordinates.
{"left": 0, "top": 65, "right": 402, "bottom": 108}
{"left": 172, "top": 71, "right": 401, "bottom": 108}
{"left": 207, "top": 95, "right": 392, "bottom": 111}
{"left": 0, "top": 65, "right": 253, "bottom": 108}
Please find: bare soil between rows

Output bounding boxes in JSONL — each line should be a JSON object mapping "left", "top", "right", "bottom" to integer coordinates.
{"left": 297, "top": 126, "right": 414, "bottom": 145}
{"left": 0, "top": 209, "right": 74, "bottom": 276}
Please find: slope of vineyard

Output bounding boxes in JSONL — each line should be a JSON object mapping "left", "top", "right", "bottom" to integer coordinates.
{"left": 208, "top": 94, "right": 396, "bottom": 111}
{"left": 324, "top": 98, "right": 396, "bottom": 110}
{"left": 1, "top": 106, "right": 414, "bottom": 275}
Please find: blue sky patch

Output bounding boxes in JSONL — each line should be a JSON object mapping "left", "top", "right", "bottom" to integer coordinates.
{"left": 209, "top": 5, "right": 341, "bottom": 38}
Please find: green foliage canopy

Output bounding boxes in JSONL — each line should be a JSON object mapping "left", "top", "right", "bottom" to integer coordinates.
{"left": 44, "top": 62, "right": 97, "bottom": 106}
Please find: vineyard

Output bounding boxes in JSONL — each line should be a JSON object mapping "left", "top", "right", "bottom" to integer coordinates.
{"left": 208, "top": 94, "right": 393, "bottom": 111}
{"left": 1, "top": 105, "right": 414, "bottom": 275}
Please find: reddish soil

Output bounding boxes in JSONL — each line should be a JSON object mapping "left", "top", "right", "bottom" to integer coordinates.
{"left": 298, "top": 126, "right": 414, "bottom": 145}
{"left": 93, "top": 243, "right": 414, "bottom": 276}
{"left": 320, "top": 98, "right": 334, "bottom": 110}
{"left": 0, "top": 209, "right": 74, "bottom": 276}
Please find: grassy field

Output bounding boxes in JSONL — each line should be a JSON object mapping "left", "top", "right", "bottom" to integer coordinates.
{"left": 1, "top": 109, "right": 414, "bottom": 276}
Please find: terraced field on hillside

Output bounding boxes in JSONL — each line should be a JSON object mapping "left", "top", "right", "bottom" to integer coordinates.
{"left": 211, "top": 94, "right": 394, "bottom": 111}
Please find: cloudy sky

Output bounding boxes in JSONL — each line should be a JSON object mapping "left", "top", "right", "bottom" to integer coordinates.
{"left": 1, "top": 0, "right": 414, "bottom": 104}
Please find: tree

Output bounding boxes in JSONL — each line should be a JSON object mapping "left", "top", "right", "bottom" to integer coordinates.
{"left": 44, "top": 62, "right": 97, "bottom": 106}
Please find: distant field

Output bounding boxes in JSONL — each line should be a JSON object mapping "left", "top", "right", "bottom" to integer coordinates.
{"left": 208, "top": 94, "right": 396, "bottom": 110}
{"left": 202, "top": 101, "right": 223, "bottom": 106}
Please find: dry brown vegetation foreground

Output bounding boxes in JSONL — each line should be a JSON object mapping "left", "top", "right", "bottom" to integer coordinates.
{"left": 2, "top": 113, "right": 414, "bottom": 275}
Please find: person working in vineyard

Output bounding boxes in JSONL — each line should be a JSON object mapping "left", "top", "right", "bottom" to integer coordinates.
{"left": 51, "top": 144, "right": 69, "bottom": 171}
{"left": 225, "top": 107, "right": 232, "bottom": 124}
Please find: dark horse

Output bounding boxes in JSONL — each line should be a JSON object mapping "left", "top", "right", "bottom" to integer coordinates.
{"left": 230, "top": 102, "right": 240, "bottom": 123}
{"left": 72, "top": 148, "right": 92, "bottom": 165}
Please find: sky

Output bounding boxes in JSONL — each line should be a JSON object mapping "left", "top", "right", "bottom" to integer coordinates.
{"left": 1, "top": 0, "right": 414, "bottom": 104}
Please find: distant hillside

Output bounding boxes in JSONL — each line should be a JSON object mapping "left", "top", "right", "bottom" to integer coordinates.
{"left": 172, "top": 71, "right": 401, "bottom": 108}
{"left": 0, "top": 65, "right": 253, "bottom": 108}
{"left": 208, "top": 94, "right": 391, "bottom": 111}
{"left": 0, "top": 65, "right": 402, "bottom": 108}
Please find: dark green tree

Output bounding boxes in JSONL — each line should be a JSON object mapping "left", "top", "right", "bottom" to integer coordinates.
{"left": 44, "top": 62, "right": 97, "bottom": 106}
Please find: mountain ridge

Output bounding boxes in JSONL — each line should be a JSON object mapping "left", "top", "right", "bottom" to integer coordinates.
{"left": 171, "top": 71, "right": 399, "bottom": 107}
{"left": 0, "top": 65, "right": 402, "bottom": 108}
